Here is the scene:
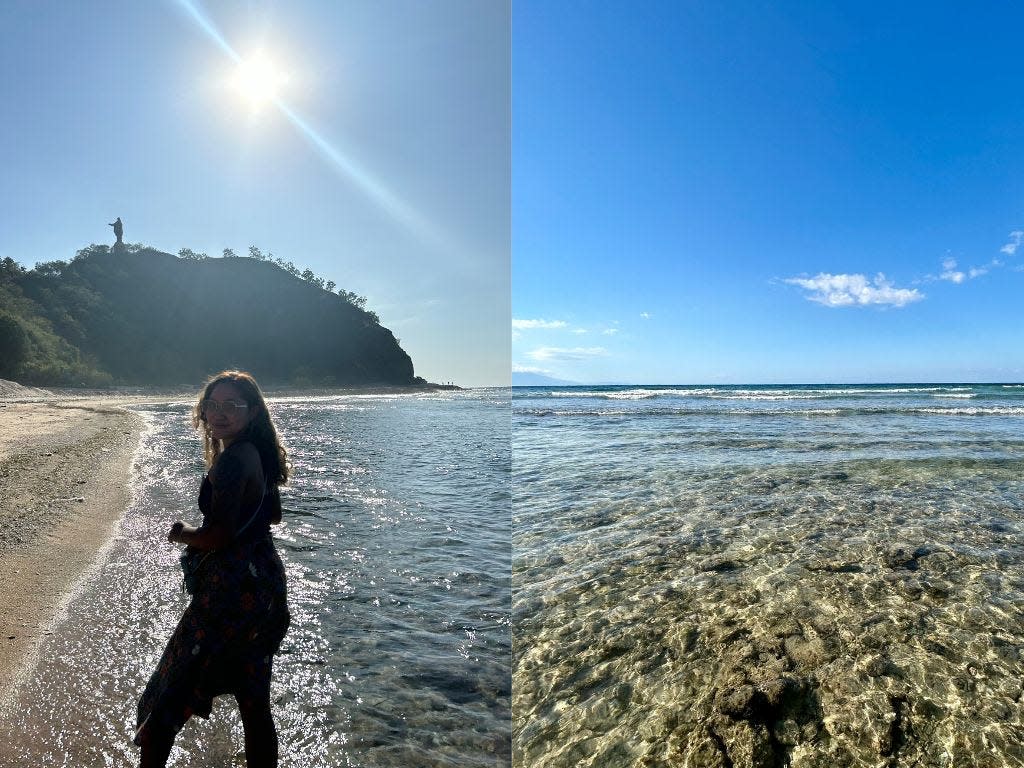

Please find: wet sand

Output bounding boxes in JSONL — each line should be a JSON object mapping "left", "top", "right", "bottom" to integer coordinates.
{"left": 0, "top": 395, "right": 145, "bottom": 712}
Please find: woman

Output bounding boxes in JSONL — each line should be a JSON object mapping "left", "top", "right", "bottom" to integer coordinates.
{"left": 136, "top": 371, "right": 291, "bottom": 768}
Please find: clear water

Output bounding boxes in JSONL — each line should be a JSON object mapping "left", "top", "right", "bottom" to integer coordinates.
{"left": 513, "top": 384, "right": 1024, "bottom": 768}
{"left": 0, "top": 390, "right": 510, "bottom": 767}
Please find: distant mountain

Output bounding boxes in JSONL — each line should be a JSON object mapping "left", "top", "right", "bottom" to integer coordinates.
{"left": 0, "top": 245, "right": 422, "bottom": 387}
{"left": 512, "top": 371, "right": 578, "bottom": 386}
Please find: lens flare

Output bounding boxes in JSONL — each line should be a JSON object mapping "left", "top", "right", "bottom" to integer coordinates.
{"left": 173, "top": 0, "right": 448, "bottom": 253}
{"left": 231, "top": 53, "right": 288, "bottom": 108}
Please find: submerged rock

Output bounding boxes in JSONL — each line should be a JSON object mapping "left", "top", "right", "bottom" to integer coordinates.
{"left": 862, "top": 654, "right": 888, "bottom": 677}
{"left": 884, "top": 545, "right": 933, "bottom": 571}
{"left": 716, "top": 684, "right": 764, "bottom": 721}
{"left": 700, "top": 557, "right": 744, "bottom": 573}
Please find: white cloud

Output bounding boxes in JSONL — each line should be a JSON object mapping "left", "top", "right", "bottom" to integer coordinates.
{"left": 784, "top": 273, "right": 923, "bottom": 308}
{"left": 934, "top": 256, "right": 996, "bottom": 283}
{"left": 512, "top": 364, "right": 551, "bottom": 374}
{"left": 640, "top": 312, "right": 651, "bottom": 319}
{"left": 602, "top": 328, "right": 618, "bottom": 335}
{"left": 527, "top": 346, "right": 609, "bottom": 362}
{"left": 512, "top": 318, "right": 568, "bottom": 330}
{"left": 571, "top": 328, "right": 588, "bottom": 335}
{"left": 939, "top": 258, "right": 965, "bottom": 283}
{"left": 1001, "top": 231, "right": 1023, "bottom": 255}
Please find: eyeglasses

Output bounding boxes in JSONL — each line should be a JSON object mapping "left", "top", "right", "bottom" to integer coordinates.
{"left": 201, "top": 399, "right": 249, "bottom": 415}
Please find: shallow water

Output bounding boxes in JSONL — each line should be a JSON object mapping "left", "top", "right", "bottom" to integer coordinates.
{"left": 0, "top": 390, "right": 510, "bottom": 767}
{"left": 513, "top": 384, "right": 1024, "bottom": 768}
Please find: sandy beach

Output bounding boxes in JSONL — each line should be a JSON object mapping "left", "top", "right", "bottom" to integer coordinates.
{"left": 0, "top": 385, "right": 146, "bottom": 712}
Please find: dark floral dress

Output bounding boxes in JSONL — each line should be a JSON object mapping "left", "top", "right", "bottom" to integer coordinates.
{"left": 135, "top": 451, "right": 290, "bottom": 744}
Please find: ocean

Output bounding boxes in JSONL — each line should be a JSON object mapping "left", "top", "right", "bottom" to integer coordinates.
{"left": 513, "top": 384, "right": 1024, "bottom": 768}
{"left": 0, "top": 389, "right": 510, "bottom": 767}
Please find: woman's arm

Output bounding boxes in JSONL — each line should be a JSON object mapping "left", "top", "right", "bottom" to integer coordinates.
{"left": 168, "top": 448, "right": 258, "bottom": 550}
{"left": 167, "top": 519, "right": 231, "bottom": 550}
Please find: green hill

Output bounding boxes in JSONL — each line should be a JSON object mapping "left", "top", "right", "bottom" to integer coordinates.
{"left": 0, "top": 244, "right": 420, "bottom": 388}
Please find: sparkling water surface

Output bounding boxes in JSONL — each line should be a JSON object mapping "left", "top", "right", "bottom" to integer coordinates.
{"left": 514, "top": 384, "right": 1024, "bottom": 768}
{"left": 0, "top": 389, "right": 510, "bottom": 767}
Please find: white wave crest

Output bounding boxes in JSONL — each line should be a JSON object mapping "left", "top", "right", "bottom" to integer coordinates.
{"left": 555, "top": 388, "right": 720, "bottom": 399}
{"left": 914, "top": 407, "right": 1024, "bottom": 416}
{"left": 550, "top": 385, "right": 978, "bottom": 401}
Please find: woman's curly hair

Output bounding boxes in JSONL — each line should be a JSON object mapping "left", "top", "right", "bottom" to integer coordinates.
{"left": 192, "top": 370, "right": 289, "bottom": 485}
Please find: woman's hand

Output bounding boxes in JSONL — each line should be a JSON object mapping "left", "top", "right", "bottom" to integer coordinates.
{"left": 168, "top": 521, "right": 185, "bottom": 543}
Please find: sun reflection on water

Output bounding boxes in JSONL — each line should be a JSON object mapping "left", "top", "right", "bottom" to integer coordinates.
{"left": 0, "top": 391, "right": 510, "bottom": 767}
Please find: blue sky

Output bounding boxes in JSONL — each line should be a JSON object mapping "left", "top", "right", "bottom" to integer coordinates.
{"left": 0, "top": 1, "right": 508, "bottom": 387}
{"left": 513, "top": 2, "right": 1024, "bottom": 384}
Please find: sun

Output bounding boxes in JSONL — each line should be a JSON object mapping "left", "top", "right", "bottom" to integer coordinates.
{"left": 230, "top": 53, "right": 287, "bottom": 108}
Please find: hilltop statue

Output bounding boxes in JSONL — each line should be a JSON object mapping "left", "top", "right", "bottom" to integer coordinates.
{"left": 109, "top": 217, "right": 123, "bottom": 246}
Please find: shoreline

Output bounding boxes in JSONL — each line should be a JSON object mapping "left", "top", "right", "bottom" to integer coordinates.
{"left": 0, "top": 382, "right": 471, "bottom": 407}
{"left": 0, "top": 378, "right": 469, "bottom": 713}
{"left": 0, "top": 399, "right": 144, "bottom": 712}
{"left": 0, "top": 387, "right": 510, "bottom": 766}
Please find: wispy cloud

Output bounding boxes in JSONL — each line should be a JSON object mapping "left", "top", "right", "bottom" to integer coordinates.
{"left": 940, "top": 258, "right": 965, "bottom": 283}
{"left": 1001, "top": 230, "right": 1023, "bottom": 255}
{"left": 512, "top": 364, "right": 551, "bottom": 374}
{"left": 928, "top": 255, "right": 998, "bottom": 284}
{"left": 640, "top": 312, "right": 651, "bottom": 319}
{"left": 602, "top": 328, "right": 618, "bottom": 335}
{"left": 512, "top": 318, "right": 568, "bottom": 330}
{"left": 571, "top": 328, "right": 588, "bottom": 335}
{"left": 527, "top": 346, "right": 609, "bottom": 362}
{"left": 784, "top": 273, "right": 923, "bottom": 308}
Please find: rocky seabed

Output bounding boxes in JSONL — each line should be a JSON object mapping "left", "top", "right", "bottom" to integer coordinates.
{"left": 516, "top": 512, "right": 1024, "bottom": 768}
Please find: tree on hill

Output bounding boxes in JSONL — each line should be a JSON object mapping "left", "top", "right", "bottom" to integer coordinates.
{"left": 0, "top": 313, "right": 27, "bottom": 378}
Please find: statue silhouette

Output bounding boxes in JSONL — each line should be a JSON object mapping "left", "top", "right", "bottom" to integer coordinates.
{"left": 109, "top": 217, "right": 123, "bottom": 246}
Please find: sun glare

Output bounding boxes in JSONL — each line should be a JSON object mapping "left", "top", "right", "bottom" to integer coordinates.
{"left": 230, "top": 53, "right": 287, "bottom": 108}
{"left": 175, "top": 0, "right": 440, "bottom": 248}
